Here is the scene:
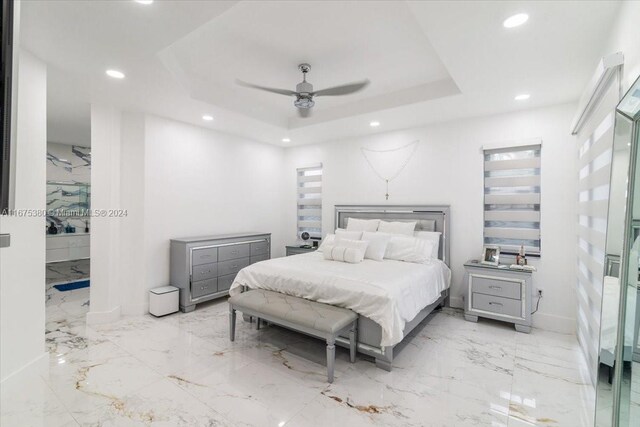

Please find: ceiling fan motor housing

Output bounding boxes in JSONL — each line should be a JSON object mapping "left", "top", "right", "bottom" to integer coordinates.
{"left": 296, "top": 81, "right": 313, "bottom": 94}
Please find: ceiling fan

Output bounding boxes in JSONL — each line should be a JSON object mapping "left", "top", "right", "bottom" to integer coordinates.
{"left": 236, "top": 63, "right": 370, "bottom": 117}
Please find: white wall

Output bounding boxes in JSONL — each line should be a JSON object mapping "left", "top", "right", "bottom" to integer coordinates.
{"left": 89, "top": 111, "right": 287, "bottom": 318}
{"left": 88, "top": 105, "right": 124, "bottom": 323}
{"left": 0, "top": 51, "right": 47, "bottom": 381}
{"left": 604, "top": 0, "right": 640, "bottom": 91}
{"left": 142, "top": 115, "right": 287, "bottom": 313}
{"left": 283, "top": 103, "right": 578, "bottom": 333}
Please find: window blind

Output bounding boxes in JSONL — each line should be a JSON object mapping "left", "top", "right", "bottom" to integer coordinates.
{"left": 297, "top": 164, "right": 322, "bottom": 238}
{"left": 575, "top": 79, "right": 618, "bottom": 385}
{"left": 483, "top": 144, "right": 541, "bottom": 256}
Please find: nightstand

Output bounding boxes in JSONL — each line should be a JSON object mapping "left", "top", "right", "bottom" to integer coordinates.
{"left": 463, "top": 261, "right": 534, "bottom": 333}
{"left": 285, "top": 245, "right": 317, "bottom": 256}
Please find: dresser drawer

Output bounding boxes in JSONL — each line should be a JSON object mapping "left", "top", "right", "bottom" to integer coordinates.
{"left": 251, "top": 241, "right": 269, "bottom": 257}
{"left": 471, "top": 275, "right": 521, "bottom": 300}
{"left": 472, "top": 293, "right": 522, "bottom": 318}
{"left": 251, "top": 253, "right": 269, "bottom": 264}
{"left": 217, "top": 273, "right": 236, "bottom": 293}
{"left": 218, "top": 257, "right": 251, "bottom": 276}
{"left": 192, "top": 263, "right": 218, "bottom": 282}
{"left": 191, "top": 278, "right": 217, "bottom": 299}
{"left": 192, "top": 247, "right": 218, "bottom": 266}
{"left": 218, "top": 244, "right": 250, "bottom": 261}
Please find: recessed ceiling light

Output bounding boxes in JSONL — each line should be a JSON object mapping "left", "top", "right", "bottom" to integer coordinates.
{"left": 514, "top": 94, "right": 530, "bottom": 101}
{"left": 105, "top": 69, "right": 125, "bottom": 79}
{"left": 134, "top": 0, "right": 154, "bottom": 4}
{"left": 503, "top": 13, "right": 529, "bottom": 28}
{"left": 370, "top": 121, "right": 380, "bottom": 127}
{"left": 202, "top": 115, "right": 214, "bottom": 121}
{"left": 282, "top": 138, "right": 291, "bottom": 143}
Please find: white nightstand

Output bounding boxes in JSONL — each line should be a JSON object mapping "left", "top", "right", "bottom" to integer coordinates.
{"left": 463, "top": 261, "right": 534, "bottom": 333}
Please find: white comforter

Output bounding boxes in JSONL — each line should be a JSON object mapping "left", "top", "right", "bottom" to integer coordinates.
{"left": 229, "top": 252, "right": 451, "bottom": 346}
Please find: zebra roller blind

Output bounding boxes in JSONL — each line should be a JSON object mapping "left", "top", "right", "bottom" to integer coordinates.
{"left": 296, "top": 164, "right": 322, "bottom": 238}
{"left": 576, "top": 78, "right": 619, "bottom": 384}
{"left": 484, "top": 144, "right": 542, "bottom": 255}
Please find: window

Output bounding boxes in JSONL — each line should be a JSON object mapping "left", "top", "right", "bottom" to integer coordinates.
{"left": 483, "top": 144, "right": 541, "bottom": 256}
{"left": 297, "top": 164, "right": 322, "bottom": 238}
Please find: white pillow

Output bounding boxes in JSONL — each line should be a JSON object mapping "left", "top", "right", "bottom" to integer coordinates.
{"left": 385, "top": 235, "right": 435, "bottom": 264}
{"left": 361, "top": 231, "right": 392, "bottom": 261}
{"left": 346, "top": 218, "right": 380, "bottom": 232}
{"left": 414, "top": 231, "right": 441, "bottom": 259}
{"left": 323, "top": 238, "right": 369, "bottom": 263}
{"left": 377, "top": 220, "right": 417, "bottom": 236}
{"left": 335, "top": 228, "right": 363, "bottom": 241}
{"left": 317, "top": 234, "right": 336, "bottom": 253}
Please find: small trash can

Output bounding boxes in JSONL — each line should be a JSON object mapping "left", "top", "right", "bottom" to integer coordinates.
{"left": 149, "top": 286, "right": 179, "bottom": 317}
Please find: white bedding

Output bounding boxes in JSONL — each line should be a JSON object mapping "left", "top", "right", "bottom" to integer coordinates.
{"left": 229, "top": 252, "right": 451, "bottom": 346}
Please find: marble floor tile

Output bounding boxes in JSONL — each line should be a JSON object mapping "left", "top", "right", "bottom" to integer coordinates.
{"left": 1, "top": 371, "right": 79, "bottom": 427}
{"left": 74, "top": 378, "right": 234, "bottom": 426}
{"left": 1, "top": 299, "right": 597, "bottom": 427}
{"left": 46, "top": 259, "right": 90, "bottom": 286}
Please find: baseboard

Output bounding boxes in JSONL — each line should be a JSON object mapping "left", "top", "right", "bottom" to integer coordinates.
{"left": 86, "top": 305, "right": 121, "bottom": 325}
{"left": 1, "top": 351, "right": 49, "bottom": 384}
{"left": 120, "top": 301, "right": 149, "bottom": 317}
{"left": 532, "top": 312, "right": 575, "bottom": 334}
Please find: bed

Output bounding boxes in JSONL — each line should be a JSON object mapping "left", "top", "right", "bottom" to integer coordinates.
{"left": 229, "top": 205, "right": 451, "bottom": 370}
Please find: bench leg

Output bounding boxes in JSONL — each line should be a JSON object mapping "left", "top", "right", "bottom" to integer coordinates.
{"left": 349, "top": 321, "right": 357, "bottom": 363}
{"left": 326, "top": 337, "right": 335, "bottom": 383}
{"left": 255, "top": 317, "right": 261, "bottom": 330}
{"left": 229, "top": 307, "right": 236, "bottom": 342}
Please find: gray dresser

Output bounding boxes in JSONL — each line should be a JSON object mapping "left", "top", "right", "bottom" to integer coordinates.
{"left": 170, "top": 232, "right": 271, "bottom": 312}
{"left": 463, "top": 261, "right": 533, "bottom": 333}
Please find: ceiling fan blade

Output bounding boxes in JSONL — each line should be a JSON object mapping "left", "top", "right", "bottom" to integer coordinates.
{"left": 297, "top": 107, "right": 312, "bottom": 118}
{"left": 235, "top": 79, "right": 297, "bottom": 96}
{"left": 312, "top": 79, "right": 370, "bottom": 97}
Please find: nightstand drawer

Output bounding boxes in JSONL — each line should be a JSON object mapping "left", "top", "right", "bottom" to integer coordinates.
{"left": 471, "top": 275, "right": 521, "bottom": 300}
{"left": 472, "top": 293, "right": 521, "bottom": 318}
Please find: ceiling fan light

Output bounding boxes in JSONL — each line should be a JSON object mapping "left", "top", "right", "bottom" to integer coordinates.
{"left": 294, "top": 97, "right": 315, "bottom": 109}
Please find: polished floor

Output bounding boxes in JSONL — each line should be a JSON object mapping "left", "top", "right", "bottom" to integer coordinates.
{"left": 46, "top": 259, "right": 90, "bottom": 286}
{"left": 1, "top": 285, "right": 596, "bottom": 426}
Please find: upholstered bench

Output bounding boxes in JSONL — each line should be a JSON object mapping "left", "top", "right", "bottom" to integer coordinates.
{"left": 228, "top": 289, "right": 358, "bottom": 383}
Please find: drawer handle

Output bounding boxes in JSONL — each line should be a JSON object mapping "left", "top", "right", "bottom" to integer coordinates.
{"left": 201, "top": 254, "right": 211, "bottom": 258}
{"left": 232, "top": 265, "right": 238, "bottom": 268}
{"left": 489, "top": 302, "right": 503, "bottom": 307}
{"left": 489, "top": 286, "right": 502, "bottom": 290}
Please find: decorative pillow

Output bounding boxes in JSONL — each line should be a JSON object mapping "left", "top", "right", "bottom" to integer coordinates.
{"left": 346, "top": 218, "right": 380, "bottom": 232}
{"left": 377, "top": 220, "right": 417, "bottom": 236}
{"left": 385, "top": 235, "right": 435, "bottom": 263}
{"left": 361, "top": 231, "right": 392, "bottom": 261}
{"left": 323, "top": 238, "right": 369, "bottom": 263}
{"left": 317, "top": 234, "right": 336, "bottom": 253}
{"left": 414, "top": 231, "right": 441, "bottom": 259}
{"left": 335, "top": 228, "right": 363, "bottom": 241}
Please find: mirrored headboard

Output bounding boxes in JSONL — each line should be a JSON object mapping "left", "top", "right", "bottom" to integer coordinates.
{"left": 334, "top": 205, "right": 451, "bottom": 266}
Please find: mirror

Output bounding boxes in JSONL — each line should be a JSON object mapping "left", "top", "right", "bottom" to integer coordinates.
{"left": 596, "top": 102, "right": 634, "bottom": 426}
{"left": 596, "top": 74, "right": 640, "bottom": 426}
